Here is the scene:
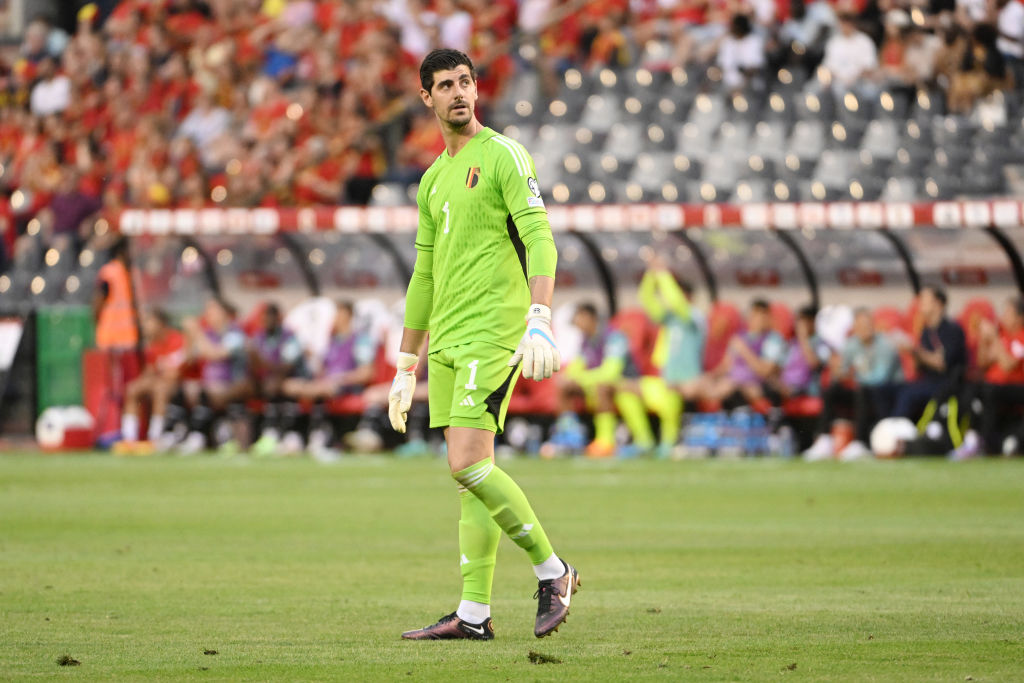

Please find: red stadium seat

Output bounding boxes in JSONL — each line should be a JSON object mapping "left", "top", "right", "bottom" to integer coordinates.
{"left": 873, "top": 306, "right": 908, "bottom": 333}
{"left": 770, "top": 302, "right": 795, "bottom": 340}
{"left": 959, "top": 297, "right": 997, "bottom": 374}
{"left": 782, "top": 395, "right": 823, "bottom": 418}
{"left": 240, "top": 303, "right": 268, "bottom": 337}
{"left": 609, "top": 308, "right": 659, "bottom": 377}
{"left": 507, "top": 375, "right": 561, "bottom": 416}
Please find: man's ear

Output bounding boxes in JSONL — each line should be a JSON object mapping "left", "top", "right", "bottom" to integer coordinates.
{"left": 419, "top": 88, "right": 432, "bottom": 109}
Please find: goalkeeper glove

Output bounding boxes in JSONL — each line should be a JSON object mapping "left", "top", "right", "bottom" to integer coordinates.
{"left": 388, "top": 352, "right": 418, "bottom": 433}
{"left": 510, "top": 304, "right": 561, "bottom": 381}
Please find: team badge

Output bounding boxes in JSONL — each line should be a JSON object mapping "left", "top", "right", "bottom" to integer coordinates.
{"left": 466, "top": 167, "right": 480, "bottom": 188}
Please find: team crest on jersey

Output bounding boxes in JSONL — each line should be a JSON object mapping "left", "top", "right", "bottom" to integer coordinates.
{"left": 466, "top": 167, "right": 481, "bottom": 189}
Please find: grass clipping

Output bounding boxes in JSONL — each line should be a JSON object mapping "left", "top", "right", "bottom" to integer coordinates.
{"left": 528, "top": 651, "right": 562, "bottom": 665}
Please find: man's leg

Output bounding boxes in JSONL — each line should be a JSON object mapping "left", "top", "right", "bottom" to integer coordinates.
{"left": 642, "top": 376, "right": 683, "bottom": 453}
{"left": 402, "top": 350, "right": 500, "bottom": 641}
{"left": 404, "top": 344, "right": 579, "bottom": 640}
{"left": 614, "top": 382, "right": 656, "bottom": 452}
{"left": 587, "top": 384, "right": 618, "bottom": 457}
{"left": 457, "top": 484, "right": 501, "bottom": 623}
{"left": 449, "top": 428, "right": 558, "bottom": 572}
{"left": 449, "top": 427, "right": 578, "bottom": 637}
{"left": 146, "top": 378, "right": 174, "bottom": 442}
{"left": 120, "top": 376, "right": 152, "bottom": 442}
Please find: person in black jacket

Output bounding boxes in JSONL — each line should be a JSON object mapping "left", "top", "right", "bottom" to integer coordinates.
{"left": 894, "top": 286, "right": 967, "bottom": 422}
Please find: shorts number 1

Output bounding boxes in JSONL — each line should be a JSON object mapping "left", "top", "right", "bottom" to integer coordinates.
{"left": 465, "top": 359, "right": 479, "bottom": 390}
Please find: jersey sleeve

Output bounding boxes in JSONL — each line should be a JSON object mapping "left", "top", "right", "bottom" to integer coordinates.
{"left": 490, "top": 136, "right": 558, "bottom": 280}
{"left": 638, "top": 270, "right": 665, "bottom": 323}
{"left": 404, "top": 179, "right": 436, "bottom": 331}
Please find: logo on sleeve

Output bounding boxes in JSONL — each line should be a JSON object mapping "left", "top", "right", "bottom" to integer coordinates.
{"left": 465, "top": 167, "right": 480, "bottom": 189}
{"left": 526, "top": 177, "right": 544, "bottom": 208}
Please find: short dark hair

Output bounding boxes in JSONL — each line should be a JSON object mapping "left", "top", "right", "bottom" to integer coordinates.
{"left": 149, "top": 308, "right": 171, "bottom": 327}
{"left": 264, "top": 302, "right": 281, "bottom": 317}
{"left": 797, "top": 305, "right": 817, "bottom": 321}
{"left": 420, "top": 48, "right": 476, "bottom": 92}
{"left": 575, "top": 302, "right": 599, "bottom": 319}
{"left": 750, "top": 298, "right": 771, "bottom": 312}
{"left": 922, "top": 285, "right": 947, "bottom": 307}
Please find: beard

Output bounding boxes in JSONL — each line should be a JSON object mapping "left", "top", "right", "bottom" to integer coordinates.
{"left": 440, "top": 103, "right": 473, "bottom": 129}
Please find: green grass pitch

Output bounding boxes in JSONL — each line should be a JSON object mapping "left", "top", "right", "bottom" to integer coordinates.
{"left": 2, "top": 454, "right": 1023, "bottom": 681}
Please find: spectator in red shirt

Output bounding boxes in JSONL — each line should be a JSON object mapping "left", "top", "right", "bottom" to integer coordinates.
{"left": 953, "top": 297, "right": 1024, "bottom": 458}
{"left": 115, "top": 309, "right": 186, "bottom": 453}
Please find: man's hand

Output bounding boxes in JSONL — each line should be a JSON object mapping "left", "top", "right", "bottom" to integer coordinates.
{"left": 510, "top": 304, "right": 561, "bottom": 381}
{"left": 388, "top": 352, "right": 418, "bottom": 433}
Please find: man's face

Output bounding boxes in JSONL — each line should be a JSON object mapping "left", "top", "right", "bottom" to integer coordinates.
{"left": 142, "top": 313, "right": 161, "bottom": 340}
{"left": 748, "top": 307, "right": 769, "bottom": 333}
{"left": 334, "top": 307, "right": 352, "bottom": 333}
{"left": 261, "top": 308, "right": 280, "bottom": 332}
{"left": 853, "top": 311, "right": 874, "bottom": 342}
{"left": 205, "top": 300, "right": 227, "bottom": 330}
{"left": 919, "top": 290, "right": 939, "bottom": 320}
{"left": 572, "top": 310, "right": 597, "bottom": 337}
{"left": 1000, "top": 300, "right": 1023, "bottom": 331}
{"left": 420, "top": 65, "right": 477, "bottom": 131}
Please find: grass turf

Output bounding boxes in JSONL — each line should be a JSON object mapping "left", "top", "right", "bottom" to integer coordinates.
{"left": 1, "top": 454, "right": 1023, "bottom": 681}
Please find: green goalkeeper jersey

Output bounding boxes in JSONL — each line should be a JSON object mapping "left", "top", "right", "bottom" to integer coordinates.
{"left": 404, "top": 126, "right": 558, "bottom": 354}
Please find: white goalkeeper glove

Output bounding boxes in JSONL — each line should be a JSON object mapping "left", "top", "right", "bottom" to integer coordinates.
{"left": 510, "top": 304, "right": 561, "bottom": 381}
{"left": 388, "top": 352, "right": 418, "bottom": 433}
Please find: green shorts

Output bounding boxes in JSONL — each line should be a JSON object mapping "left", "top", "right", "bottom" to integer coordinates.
{"left": 428, "top": 342, "right": 521, "bottom": 434}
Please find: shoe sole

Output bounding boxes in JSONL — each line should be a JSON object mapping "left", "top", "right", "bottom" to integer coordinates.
{"left": 535, "top": 570, "right": 581, "bottom": 638}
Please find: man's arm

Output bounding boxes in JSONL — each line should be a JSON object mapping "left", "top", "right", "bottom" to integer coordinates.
{"left": 730, "top": 335, "right": 781, "bottom": 379}
{"left": 638, "top": 268, "right": 666, "bottom": 323}
{"left": 496, "top": 137, "right": 560, "bottom": 379}
{"left": 390, "top": 185, "right": 436, "bottom": 432}
{"left": 654, "top": 270, "right": 692, "bottom": 322}
{"left": 912, "top": 330, "right": 947, "bottom": 373}
{"left": 528, "top": 274, "right": 554, "bottom": 309}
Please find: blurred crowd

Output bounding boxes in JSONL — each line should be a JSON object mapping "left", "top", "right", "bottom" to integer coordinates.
{"left": 2, "top": 0, "right": 1022, "bottom": 268}
{"left": 110, "top": 293, "right": 409, "bottom": 459}
{"left": 102, "top": 247, "right": 1024, "bottom": 460}
{"left": 541, "top": 260, "right": 1024, "bottom": 461}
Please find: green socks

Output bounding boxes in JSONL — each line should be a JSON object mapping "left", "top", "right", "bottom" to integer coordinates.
{"left": 458, "top": 489, "right": 501, "bottom": 604}
{"left": 615, "top": 390, "right": 656, "bottom": 448}
{"left": 593, "top": 411, "right": 617, "bottom": 445}
{"left": 453, "top": 460, "right": 555, "bottom": 566}
{"left": 640, "top": 377, "right": 684, "bottom": 446}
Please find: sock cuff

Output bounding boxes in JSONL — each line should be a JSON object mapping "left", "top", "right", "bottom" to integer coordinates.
{"left": 452, "top": 459, "right": 494, "bottom": 490}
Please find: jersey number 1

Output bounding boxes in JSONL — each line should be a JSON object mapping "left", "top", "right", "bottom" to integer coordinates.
{"left": 442, "top": 201, "right": 451, "bottom": 234}
{"left": 465, "top": 359, "right": 479, "bottom": 390}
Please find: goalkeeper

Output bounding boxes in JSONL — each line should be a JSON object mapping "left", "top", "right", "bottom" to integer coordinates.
{"left": 391, "top": 49, "right": 580, "bottom": 642}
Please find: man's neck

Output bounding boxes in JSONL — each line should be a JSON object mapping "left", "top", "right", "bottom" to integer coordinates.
{"left": 442, "top": 118, "right": 483, "bottom": 157}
